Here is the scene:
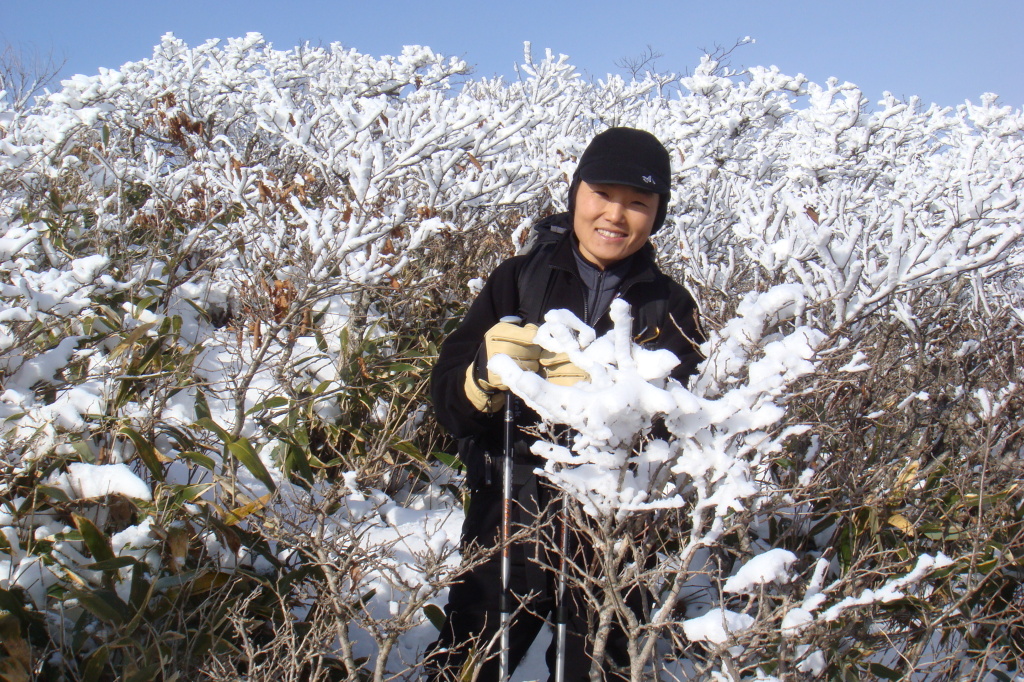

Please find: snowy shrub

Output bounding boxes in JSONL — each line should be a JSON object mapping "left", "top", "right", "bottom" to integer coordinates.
{"left": 0, "top": 33, "right": 1022, "bottom": 680}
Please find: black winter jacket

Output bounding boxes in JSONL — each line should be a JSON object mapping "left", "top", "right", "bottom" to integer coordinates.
{"left": 431, "top": 220, "right": 705, "bottom": 484}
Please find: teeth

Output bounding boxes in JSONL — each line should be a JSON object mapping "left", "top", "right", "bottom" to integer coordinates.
{"left": 597, "top": 229, "right": 623, "bottom": 239}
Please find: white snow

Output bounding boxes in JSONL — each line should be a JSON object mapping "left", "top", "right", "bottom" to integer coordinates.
{"left": 683, "top": 608, "right": 756, "bottom": 644}
{"left": 724, "top": 548, "right": 799, "bottom": 594}
{"left": 47, "top": 462, "right": 153, "bottom": 500}
{"left": 819, "top": 554, "right": 954, "bottom": 622}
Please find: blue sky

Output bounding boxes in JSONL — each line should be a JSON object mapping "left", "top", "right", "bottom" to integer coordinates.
{"left": 5, "top": 0, "right": 1023, "bottom": 110}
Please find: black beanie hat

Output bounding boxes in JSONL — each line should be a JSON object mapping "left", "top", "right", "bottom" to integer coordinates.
{"left": 568, "top": 127, "right": 672, "bottom": 233}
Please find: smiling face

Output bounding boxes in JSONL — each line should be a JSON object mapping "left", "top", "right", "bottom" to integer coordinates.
{"left": 572, "top": 181, "right": 659, "bottom": 270}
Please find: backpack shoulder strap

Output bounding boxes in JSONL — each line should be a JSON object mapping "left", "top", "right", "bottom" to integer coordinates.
{"left": 516, "top": 213, "right": 569, "bottom": 257}
{"left": 516, "top": 240, "right": 559, "bottom": 326}
{"left": 515, "top": 214, "right": 569, "bottom": 325}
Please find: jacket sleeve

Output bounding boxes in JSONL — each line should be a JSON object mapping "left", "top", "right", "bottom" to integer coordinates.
{"left": 430, "top": 256, "right": 524, "bottom": 439}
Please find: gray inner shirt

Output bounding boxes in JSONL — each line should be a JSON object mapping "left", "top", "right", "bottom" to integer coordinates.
{"left": 571, "top": 245, "right": 633, "bottom": 326}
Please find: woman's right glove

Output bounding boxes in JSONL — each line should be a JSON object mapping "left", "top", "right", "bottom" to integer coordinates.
{"left": 539, "top": 350, "right": 589, "bottom": 386}
{"left": 463, "top": 321, "right": 541, "bottom": 413}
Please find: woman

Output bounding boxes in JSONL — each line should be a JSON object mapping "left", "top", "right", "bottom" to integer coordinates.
{"left": 426, "top": 127, "right": 705, "bottom": 681}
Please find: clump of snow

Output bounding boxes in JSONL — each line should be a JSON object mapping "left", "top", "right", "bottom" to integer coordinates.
{"left": 683, "top": 608, "right": 756, "bottom": 644}
{"left": 724, "top": 548, "right": 799, "bottom": 594}
{"left": 47, "top": 462, "right": 153, "bottom": 500}
{"left": 818, "top": 553, "right": 954, "bottom": 622}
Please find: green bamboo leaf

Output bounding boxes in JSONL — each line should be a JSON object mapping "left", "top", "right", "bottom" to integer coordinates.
{"left": 119, "top": 426, "right": 165, "bottom": 481}
{"left": 194, "top": 388, "right": 212, "bottom": 421}
{"left": 170, "top": 482, "right": 215, "bottom": 505}
{"left": 82, "top": 644, "right": 110, "bottom": 682}
{"left": 286, "top": 406, "right": 311, "bottom": 449}
{"left": 128, "top": 562, "right": 152, "bottom": 612}
{"left": 0, "top": 588, "right": 31, "bottom": 622}
{"left": 246, "top": 396, "right": 290, "bottom": 415}
{"left": 159, "top": 423, "right": 201, "bottom": 452}
{"left": 432, "top": 450, "right": 464, "bottom": 471}
{"left": 132, "top": 339, "right": 164, "bottom": 375}
{"left": 392, "top": 440, "right": 420, "bottom": 456}
{"left": 83, "top": 557, "right": 138, "bottom": 572}
{"left": 73, "top": 514, "right": 115, "bottom": 564}
{"left": 314, "top": 327, "right": 329, "bottom": 353}
{"left": 868, "top": 663, "right": 904, "bottom": 680}
{"left": 284, "top": 443, "right": 314, "bottom": 484}
{"left": 96, "top": 305, "right": 123, "bottom": 329}
{"left": 162, "top": 313, "right": 182, "bottom": 338}
{"left": 74, "top": 590, "right": 130, "bottom": 625}
{"left": 153, "top": 571, "right": 195, "bottom": 593}
{"left": 188, "top": 571, "right": 232, "bottom": 595}
{"left": 195, "top": 417, "right": 231, "bottom": 444}
{"left": 277, "top": 564, "right": 318, "bottom": 594}
{"left": 837, "top": 524, "right": 854, "bottom": 571}
{"left": 387, "top": 362, "right": 420, "bottom": 373}
{"left": 70, "top": 438, "right": 97, "bottom": 463}
{"left": 38, "top": 485, "right": 71, "bottom": 503}
{"left": 133, "top": 294, "right": 160, "bottom": 318}
{"left": 108, "top": 322, "right": 158, "bottom": 361}
{"left": 112, "top": 379, "right": 137, "bottom": 412}
{"left": 227, "top": 439, "right": 277, "bottom": 493}
{"left": 183, "top": 297, "right": 211, "bottom": 322}
{"left": 178, "top": 450, "right": 216, "bottom": 471}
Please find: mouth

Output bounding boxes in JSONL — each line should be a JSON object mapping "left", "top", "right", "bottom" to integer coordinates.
{"left": 596, "top": 228, "right": 626, "bottom": 240}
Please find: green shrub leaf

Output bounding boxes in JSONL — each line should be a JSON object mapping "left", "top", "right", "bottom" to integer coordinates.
{"left": 423, "top": 603, "right": 446, "bottom": 631}
{"left": 73, "top": 514, "right": 115, "bottom": 564}
{"left": 119, "top": 426, "right": 165, "bottom": 481}
{"left": 74, "top": 590, "right": 130, "bottom": 625}
{"left": 227, "top": 439, "right": 277, "bottom": 493}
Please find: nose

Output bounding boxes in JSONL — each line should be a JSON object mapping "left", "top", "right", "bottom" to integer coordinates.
{"left": 605, "top": 200, "right": 627, "bottom": 224}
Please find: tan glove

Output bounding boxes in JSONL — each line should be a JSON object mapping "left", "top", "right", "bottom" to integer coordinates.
{"left": 481, "top": 322, "right": 541, "bottom": 388}
{"left": 463, "top": 322, "right": 541, "bottom": 413}
{"left": 539, "top": 350, "right": 589, "bottom": 386}
{"left": 464, "top": 364, "right": 505, "bottom": 413}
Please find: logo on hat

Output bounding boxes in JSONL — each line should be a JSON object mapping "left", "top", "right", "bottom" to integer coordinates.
{"left": 642, "top": 175, "right": 654, "bottom": 184}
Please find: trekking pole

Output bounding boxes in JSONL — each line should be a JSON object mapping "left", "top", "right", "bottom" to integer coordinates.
{"left": 554, "top": 490, "right": 569, "bottom": 682}
{"left": 499, "top": 391, "right": 515, "bottom": 681}
{"left": 498, "top": 315, "right": 521, "bottom": 682}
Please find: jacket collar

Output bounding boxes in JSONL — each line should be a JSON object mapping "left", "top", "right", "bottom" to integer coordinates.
{"left": 549, "top": 227, "right": 659, "bottom": 288}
